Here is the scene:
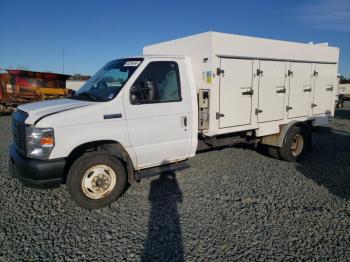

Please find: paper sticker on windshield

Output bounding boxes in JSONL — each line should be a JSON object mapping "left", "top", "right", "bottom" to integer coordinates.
{"left": 124, "top": 61, "right": 141, "bottom": 67}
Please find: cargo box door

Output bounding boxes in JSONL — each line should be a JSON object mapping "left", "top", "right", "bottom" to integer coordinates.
{"left": 287, "top": 63, "right": 313, "bottom": 118}
{"left": 219, "top": 58, "right": 253, "bottom": 128}
{"left": 257, "top": 61, "right": 286, "bottom": 123}
{"left": 312, "top": 64, "right": 337, "bottom": 115}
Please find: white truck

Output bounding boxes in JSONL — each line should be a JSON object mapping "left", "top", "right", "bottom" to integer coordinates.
{"left": 338, "top": 83, "right": 350, "bottom": 108}
{"left": 9, "top": 32, "right": 339, "bottom": 208}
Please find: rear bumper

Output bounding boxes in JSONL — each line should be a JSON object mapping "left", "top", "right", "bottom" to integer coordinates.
{"left": 8, "top": 144, "right": 66, "bottom": 188}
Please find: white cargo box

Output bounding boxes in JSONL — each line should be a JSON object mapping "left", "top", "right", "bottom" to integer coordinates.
{"left": 144, "top": 32, "right": 339, "bottom": 137}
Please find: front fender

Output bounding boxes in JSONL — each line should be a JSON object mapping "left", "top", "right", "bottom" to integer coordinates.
{"left": 48, "top": 121, "right": 138, "bottom": 168}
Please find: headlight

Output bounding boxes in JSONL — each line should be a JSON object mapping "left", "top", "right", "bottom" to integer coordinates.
{"left": 25, "top": 126, "right": 55, "bottom": 160}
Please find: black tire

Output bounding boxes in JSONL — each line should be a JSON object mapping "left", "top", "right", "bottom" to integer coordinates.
{"left": 66, "top": 152, "right": 127, "bottom": 209}
{"left": 267, "top": 146, "right": 281, "bottom": 160}
{"left": 338, "top": 97, "right": 344, "bottom": 108}
{"left": 279, "top": 125, "right": 308, "bottom": 162}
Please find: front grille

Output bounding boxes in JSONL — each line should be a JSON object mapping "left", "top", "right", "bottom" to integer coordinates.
{"left": 12, "top": 110, "right": 28, "bottom": 156}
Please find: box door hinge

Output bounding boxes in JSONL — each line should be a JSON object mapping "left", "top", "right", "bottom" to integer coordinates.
{"left": 326, "top": 85, "right": 334, "bottom": 91}
{"left": 216, "top": 68, "right": 224, "bottom": 76}
{"left": 255, "top": 108, "right": 263, "bottom": 115}
{"left": 216, "top": 112, "right": 225, "bottom": 119}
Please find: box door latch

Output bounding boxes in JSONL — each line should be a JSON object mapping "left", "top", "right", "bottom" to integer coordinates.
{"left": 241, "top": 90, "right": 254, "bottom": 96}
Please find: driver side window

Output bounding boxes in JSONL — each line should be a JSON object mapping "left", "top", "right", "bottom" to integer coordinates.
{"left": 130, "top": 61, "right": 181, "bottom": 105}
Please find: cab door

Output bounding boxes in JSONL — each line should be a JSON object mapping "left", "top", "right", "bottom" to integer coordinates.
{"left": 124, "top": 59, "right": 191, "bottom": 169}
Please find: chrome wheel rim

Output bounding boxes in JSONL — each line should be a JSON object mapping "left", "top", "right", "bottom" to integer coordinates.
{"left": 81, "top": 165, "right": 116, "bottom": 199}
{"left": 290, "top": 134, "right": 304, "bottom": 157}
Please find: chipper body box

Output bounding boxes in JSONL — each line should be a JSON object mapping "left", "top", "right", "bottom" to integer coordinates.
{"left": 144, "top": 32, "right": 339, "bottom": 137}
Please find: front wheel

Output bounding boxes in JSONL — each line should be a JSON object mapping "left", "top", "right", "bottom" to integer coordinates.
{"left": 66, "top": 152, "right": 127, "bottom": 209}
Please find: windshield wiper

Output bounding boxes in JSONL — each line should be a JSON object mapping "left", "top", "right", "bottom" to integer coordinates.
{"left": 72, "top": 91, "right": 100, "bottom": 101}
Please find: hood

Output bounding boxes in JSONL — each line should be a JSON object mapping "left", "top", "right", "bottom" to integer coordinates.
{"left": 18, "top": 98, "right": 95, "bottom": 125}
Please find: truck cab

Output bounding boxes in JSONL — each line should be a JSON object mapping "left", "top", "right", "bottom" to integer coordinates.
{"left": 9, "top": 56, "right": 198, "bottom": 208}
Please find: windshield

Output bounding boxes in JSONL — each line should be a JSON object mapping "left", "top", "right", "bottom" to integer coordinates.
{"left": 71, "top": 58, "right": 143, "bottom": 102}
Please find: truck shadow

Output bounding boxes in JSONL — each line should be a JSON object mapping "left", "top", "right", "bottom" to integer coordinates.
{"left": 334, "top": 108, "right": 350, "bottom": 120}
{"left": 295, "top": 130, "right": 350, "bottom": 200}
{"left": 141, "top": 171, "right": 184, "bottom": 262}
{"left": 0, "top": 112, "right": 12, "bottom": 117}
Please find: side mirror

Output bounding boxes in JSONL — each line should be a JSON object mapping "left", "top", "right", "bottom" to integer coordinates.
{"left": 130, "top": 85, "right": 140, "bottom": 104}
{"left": 144, "top": 80, "right": 157, "bottom": 101}
{"left": 129, "top": 81, "right": 158, "bottom": 104}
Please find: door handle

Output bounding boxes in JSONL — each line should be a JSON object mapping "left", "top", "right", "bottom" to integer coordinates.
{"left": 303, "top": 88, "right": 312, "bottom": 92}
{"left": 104, "top": 113, "right": 122, "bottom": 119}
{"left": 182, "top": 116, "right": 187, "bottom": 127}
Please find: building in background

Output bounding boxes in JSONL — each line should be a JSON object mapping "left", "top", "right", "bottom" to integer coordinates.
{"left": 66, "top": 79, "right": 87, "bottom": 91}
{"left": 66, "top": 74, "right": 90, "bottom": 91}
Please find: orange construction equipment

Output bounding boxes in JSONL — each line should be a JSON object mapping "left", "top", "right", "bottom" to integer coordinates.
{"left": 0, "top": 70, "right": 71, "bottom": 112}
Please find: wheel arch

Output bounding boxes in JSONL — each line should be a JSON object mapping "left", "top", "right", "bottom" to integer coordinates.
{"left": 63, "top": 140, "right": 135, "bottom": 184}
{"left": 261, "top": 120, "right": 312, "bottom": 148}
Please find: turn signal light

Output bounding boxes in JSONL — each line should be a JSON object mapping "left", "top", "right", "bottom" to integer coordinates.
{"left": 40, "top": 137, "right": 54, "bottom": 145}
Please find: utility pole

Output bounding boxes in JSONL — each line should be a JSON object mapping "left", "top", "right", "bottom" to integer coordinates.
{"left": 62, "top": 48, "right": 65, "bottom": 74}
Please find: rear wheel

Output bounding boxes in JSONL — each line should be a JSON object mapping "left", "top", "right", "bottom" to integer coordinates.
{"left": 67, "top": 152, "right": 127, "bottom": 209}
{"left": 279, "top": 126, "right": 308, "bottom": 162}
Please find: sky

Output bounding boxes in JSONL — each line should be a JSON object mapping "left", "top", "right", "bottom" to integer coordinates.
{"left": 0, "top": 0, "right": 349, "bottom": 77}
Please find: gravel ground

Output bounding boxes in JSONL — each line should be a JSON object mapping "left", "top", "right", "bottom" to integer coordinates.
{"left": 0, "top": 104, "right": 349, "bottom": 261}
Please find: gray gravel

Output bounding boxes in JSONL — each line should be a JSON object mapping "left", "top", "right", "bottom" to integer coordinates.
{"left": 1, "top": 104, "right": 350, "bottom": 261}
